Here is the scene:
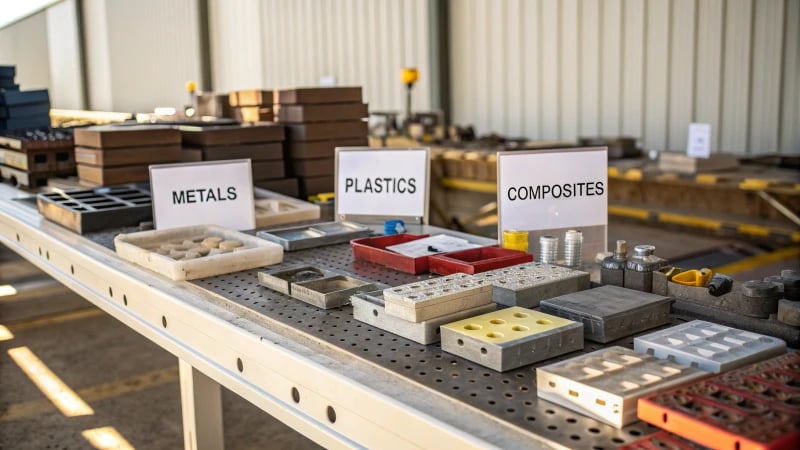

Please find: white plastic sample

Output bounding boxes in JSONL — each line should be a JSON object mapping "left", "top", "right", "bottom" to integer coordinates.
{"left": 536, "top": 346, "right": 706, "bottom": 428}
{"left": 633, "top": 320, "right": 787, "bottom": 373}
{"left": 472, "top": 262, "right": 590, "bottom": 308}
{"left": 383, "top": 273, "right": 493, "bottom": 322}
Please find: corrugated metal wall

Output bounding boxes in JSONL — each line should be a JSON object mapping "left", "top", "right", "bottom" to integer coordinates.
{"left": 0, "top": 12, "right": 51, "bottom": 91}
{"left": 450, "top": 0, "right": 800, "bottom": 155}
{"left": 257, "top": 0, "right": 432, "bottom": 111}
{"left": 208, "top": 0, "right": 263, "bottom": 92}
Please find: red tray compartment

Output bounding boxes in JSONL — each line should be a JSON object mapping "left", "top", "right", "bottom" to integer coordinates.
{"left": 637, "top": 351, "right": 800, "bottom": 450}
{"left": 350, "top": 233, "right": 431, "bottom": 274}
{"left": 428, "top": 246, "right": 533, "bottom": 275}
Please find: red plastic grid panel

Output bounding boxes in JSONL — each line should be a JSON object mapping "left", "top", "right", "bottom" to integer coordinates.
{"left": 638, "top": 351, "right": 800, "bottom": 450}
{"left": 619, "top": 431, "right": 701, "bottom": 450}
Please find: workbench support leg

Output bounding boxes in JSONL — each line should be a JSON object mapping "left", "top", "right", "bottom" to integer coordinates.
{"left": 179, "top": 359, "right": 225, "bottom": 450}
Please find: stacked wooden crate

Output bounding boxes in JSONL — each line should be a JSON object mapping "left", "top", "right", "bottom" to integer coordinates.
{"left": 229, "top": 89, "right": 274, "bottom": 123}
{"left": 275, "top": 87, "right": 368, "bottom": 198}
{"left": 180, "top": 123, "right": 292, "bottom": 194}
{"left": 74, "top": 125, "right": 182, "bottom": 186}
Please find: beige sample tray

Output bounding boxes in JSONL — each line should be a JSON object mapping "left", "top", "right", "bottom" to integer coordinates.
{"left": 254, "top": 191, "right": 320, "bottom": 228}
{"left": 114, "top": 225, "right": 283, "bottom": 281}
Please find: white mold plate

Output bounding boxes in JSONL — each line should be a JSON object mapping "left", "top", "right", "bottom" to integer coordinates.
{"left": 536, "top": 346, "right": 706, "bottom": 428}
{"left": 633, "top": 320, "right": 787, "bottom": 373}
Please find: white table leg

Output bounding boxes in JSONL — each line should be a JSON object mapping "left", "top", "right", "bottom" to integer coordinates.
{"left": 179, "top": 359, "right": 225, "bottom": 450}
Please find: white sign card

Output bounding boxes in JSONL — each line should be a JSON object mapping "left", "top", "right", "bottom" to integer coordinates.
{"left": 335, "top": 147, "right": 429, "bottom": 223}
{"left": 687, "top": 123, "right": 712, "bottom": 159}
{"left": 497, "top": 148, "right": 608, "bottom": 241}
{"left": 149, "top": 160, "right": 255, "bottom": 230}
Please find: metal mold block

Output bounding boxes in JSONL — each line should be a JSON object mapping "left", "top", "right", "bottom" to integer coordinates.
{"left": 257, "top": 265, "right": 335, "bottom": 296}
{"left": 473, "top": 262, "right": 590, "bottom": 308}
{"left": 37, "top": 185, "right": 152, "bottom": 234}
{"left": 536, "top": 347, "right": 706, "bottom": 428}
{"left": 257, "top": 221, "right": 370, "bottom": 251}
{"left": 539, "top": 285, "right": 673, "bottom": 343}
{"left": 441, "top": 307, "right": 583, "bottom": 372}
{"left": 114, "top": 225, "right": 283, "bottom": 281}
{"left": 633, "top": 320, "right": 786, "bottom": 373}
{"left": 383, "top": 274, "right": 493, "bottom": 323}
{"left": 291, "top": 275, "right": 376, "bottom": 309}
{"left": 351, "top": 290, "right": 497, "bottom": 345}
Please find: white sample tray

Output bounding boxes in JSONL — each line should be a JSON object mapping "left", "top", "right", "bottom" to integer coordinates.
{"left": 115, "top": 225, "right": 283, "bottom": 281}
{"left": 254, "top": 190, "right": 320, "bottom": 228}
{"left": 536, "top": 346, "right": 706, "bottom": 428}
{"left": 633, "top": 320, "right": 787, "bottom": 373}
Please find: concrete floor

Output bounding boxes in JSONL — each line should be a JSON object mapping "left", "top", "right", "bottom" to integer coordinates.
{"left": 0, "top": 219, "right": 797, "bottom": 449}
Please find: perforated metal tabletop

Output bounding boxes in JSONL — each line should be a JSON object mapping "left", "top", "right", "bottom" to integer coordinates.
{"left": 189, "top": 241, "right": 668, "bottom": 449}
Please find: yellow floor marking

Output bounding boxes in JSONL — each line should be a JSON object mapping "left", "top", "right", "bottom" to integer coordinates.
{"left": 713, "top": 246, "right": 800, "bottom": 275}
{"left": 7, "top": 346, "right": 94, "bottom": 417}
{"left": 0, "top": 366, "right": 178, "bottom": 422}
{"left": 6, "top": 307, "right": 104, "bottom": 330}
{"left": 608, "top": 205, "right": 649, "bottom": 220}
{"left": 0, "top": 325, "right": 13, "bottom": 341}
{"left": 82, "top": 426, "right": 136, "bottom": 450}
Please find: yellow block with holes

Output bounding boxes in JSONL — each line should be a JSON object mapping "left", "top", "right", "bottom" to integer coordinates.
{"left": 440, "top": 307, "right": 584, "bottom": 371}
{"left": 442, "top": 307, "right": 575, "bottom": 344}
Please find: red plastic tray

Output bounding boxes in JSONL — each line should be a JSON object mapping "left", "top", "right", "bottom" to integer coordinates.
{"left": 637, "top": 351, "right": 800, "bottom": 450}
{"left": 619, "top": 431, "right": 700, "bottom": 450}
{"left": 350, "top": 233, "right": 431, "bottom": 274}
{"left": 428, "top": 246, "right": 533, "bottom": 275}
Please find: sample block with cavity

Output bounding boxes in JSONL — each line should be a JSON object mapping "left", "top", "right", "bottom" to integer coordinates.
{"left": 472, "top": 262, "right": 590, "bottom": 308}
{"left": 383, "top": 273, "right": 493, "bottom": 322}
{"left": 633, "top": 320, "right": 786, "bottom": 373}
{"left": 440, "top": 307, "right": 583, "bottom": 372}
{"left": 351, "top": 290, "right": 496, "bottom": 345}
{"left": 539, "top": 285, "right": 673, "bottom": 343}
{"left": 536, "top": 346, "right": 706, "bottom": 428}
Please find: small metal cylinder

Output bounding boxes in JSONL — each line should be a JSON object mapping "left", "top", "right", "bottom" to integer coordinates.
{"left": 563, "top": 230, "right": 583, "bottom": 269}
{"left": 601, "top": 240, "right": 627, "bottom": 286}
{"left": 539, "top": 235, "right": 558, "bottom": 264}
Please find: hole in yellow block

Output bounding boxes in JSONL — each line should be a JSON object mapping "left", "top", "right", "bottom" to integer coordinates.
{"left": 512, "top": 325, "right": 529, "bottom": 332}
{"left": 489, "top": 319, "right": 506, "bottom": 325}
{"left": 464, "top": 324, "right": 482, "bottom": 330}
{"left": 536, "top": 319, "right": 553, "bottom": 325}
{"left": 513, "top": 312, "right": 528, "bottom": 318}
{"left": 486, "top": 332, "right": 504, "bottom": 339}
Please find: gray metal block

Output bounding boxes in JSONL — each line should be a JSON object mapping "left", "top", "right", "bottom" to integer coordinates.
{"left": 291, "top": 275, "right": 376, "bottom": 309}
{"left": 258, "top": 265, "right": 337, "bottom": 295}
{"left": 624, "top": 269, "right": 653, "bottom": 293}
{"left": 633, "top": 320, "right": 786, "bottom": 373}
{"left": 667, "top": 280, "right": 775, "bottom": 318}
{"left": 351, "top": 291, "right": 496, "bottom": 345}
{"left": 539, "top": 285, "right": 673, "bottom": 343}
{"left": 472, "top": 262, "right": 589, "bottom": 308}
{"left": 440, "top": 307, "right": 583, "bottom": 372}
{"left": 778, "top": 299, "right": 800, "bottom": 326}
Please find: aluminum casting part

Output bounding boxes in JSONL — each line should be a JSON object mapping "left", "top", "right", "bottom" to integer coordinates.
{"left": 539, "top": 235, "right": 558, "bottom": 264}
{"left": 563, "top": 230, "right": 583, "bottom": 269}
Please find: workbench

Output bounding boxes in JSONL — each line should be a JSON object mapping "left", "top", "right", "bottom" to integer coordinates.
{"left": 0, "top": 183, "right": 663, "bottom": 450}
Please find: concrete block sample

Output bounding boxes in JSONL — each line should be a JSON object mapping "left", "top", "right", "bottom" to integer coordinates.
{"left": 536, "top": 347, "right": 706, "bottom": 428}
{"left": 633, "top": 320, "right": 786, "bottom": 373}
{"left": 440, "top": 307, "right": 583, "bottom": 372}
{"left": 539, "top": 285, "right": 673, "bottom": 343}
{"left": 383, "top": 273, "right": 493, "bottom": 322}
{"left": 351, "top": 290, "right": 496, "bottom": 345}
{"left": 472, "top": 262, "right": 590, "bottom": 308}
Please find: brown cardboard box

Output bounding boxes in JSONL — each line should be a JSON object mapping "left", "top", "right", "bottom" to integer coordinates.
{"left": 289, "top": 158, "right": 334, "bottom": 177}
{"left": 276, "top": 103, "right": 367, "bottom": 123}
{"left": 284, "top": 121, "right": 367, "bottom": 141}
{"left": 180, "top": 124, "right": 284, "bottom": 146}
{"left": 190, "top": 142, "right": 283, "bottom": 161}
{"left": 75, "top": 125, "right": 181, "bottom": 149}
{"left": 288, "top": 137, "right": 368, "bottom": 159}
{"left": 298, "top": 175, "right": 334, "bottom": 197}
{"left": 181, "top": 149, "right": 203, "bottom": 162}
{"left": 275, "top": 87, "right": 362, "bottom": 105}
{"left": 77, "top": 164, "right": 150, "bottom": 185}
{"left": 229, "top": 90, "right": 272, "bottom": 107}
{"left": 74, "top": 145, "right": 182, "bottom": 167}
{"left": 255, "top": 178, "right": 299, "bottom": 197}
{"left": 232, "top": 106, "right": 274, "bottom": 123}
{"left": 252, "top": 160, "right": 286, "bottom": 181}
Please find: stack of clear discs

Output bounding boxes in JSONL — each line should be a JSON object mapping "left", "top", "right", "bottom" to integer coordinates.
{"left": 539, "top": 235, "right": 559, "bottom": 264}
{"left": 563, "top": 230, "right": 583, "bottom": 269}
